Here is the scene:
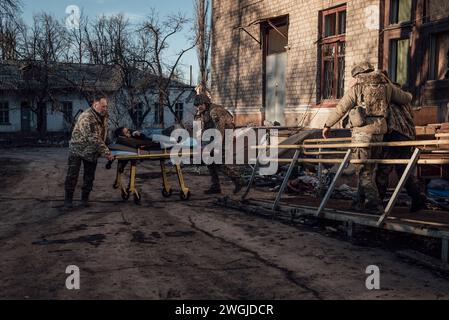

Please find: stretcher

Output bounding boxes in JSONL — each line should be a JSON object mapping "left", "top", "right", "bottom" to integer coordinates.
{"left": 106, "top": 137, "right": 192, "bottom": 205}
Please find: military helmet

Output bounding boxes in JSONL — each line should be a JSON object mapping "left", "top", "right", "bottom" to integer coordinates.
{"left": 193, "top": 94, "right": 211, "bottom": 107}
{"left": 351, "top": 61, "right": 375, "bottom": 77}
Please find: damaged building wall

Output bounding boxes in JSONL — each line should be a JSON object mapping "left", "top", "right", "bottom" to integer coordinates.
{"left": 211, "top": 0, "right": 381, "bottom": 128}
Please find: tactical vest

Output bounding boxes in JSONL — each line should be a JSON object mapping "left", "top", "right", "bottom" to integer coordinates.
{"left": 357, "top": 72, "right": 389, "bottom": 118}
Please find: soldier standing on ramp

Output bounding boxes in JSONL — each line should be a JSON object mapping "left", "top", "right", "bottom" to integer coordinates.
{"left": 322, "top": 62, "right": 413, "bottom": 214}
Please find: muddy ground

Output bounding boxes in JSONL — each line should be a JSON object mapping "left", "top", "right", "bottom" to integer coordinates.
{"left": 0, "top": 147, "right": 449, "bottom": 300}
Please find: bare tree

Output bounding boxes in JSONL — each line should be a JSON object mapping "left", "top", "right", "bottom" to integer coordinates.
{"left": 18, "top": 13, "right": 70, "bottom": 134}
{"left": 0, "top": 0, "right": 23, "bottom": 60}
{"left": 0, "top": 0, "right": 22, "bottom": 18}
{"left": 66, "top": 10, "right": 89, "bottom": 64}
{"left": 194, "top": 0, "right": 211, "bottom": 94}
{"left": 139, "top": 10, "right": 197, "bottom": 127}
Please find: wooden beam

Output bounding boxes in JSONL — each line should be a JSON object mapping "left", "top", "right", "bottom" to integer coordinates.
{"left": 266, "top": 159, "right": 449, "bottom": 165}
{"left": 252, "top": 139, "right": 449, "bottom": 149}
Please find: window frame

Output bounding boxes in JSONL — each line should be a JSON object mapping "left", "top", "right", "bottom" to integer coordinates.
{"left": 154, "top": 102, "right": 162, "bottom": 125}
{"left": 133, "top": 102, "right": 144, "bottom": 125}
{"left": 174, "top": 102, "right": 184, "bottom": 121}
{"left": 0, "top": 101, "right": 10, "bottom": 125}
{"left": 381, "top": 0, "right": 449, "bottom": 103}
{"left": 319, "top": 4, "right": 347, "bottom": 102}
{"left": 390, "top": 0, "right": 414, "bottom": 25}
{"left": 61, "top": 101, "right": 73, "bottom": 125}
{"left": 389, "top": 37, "right": 411, "bottom": 86}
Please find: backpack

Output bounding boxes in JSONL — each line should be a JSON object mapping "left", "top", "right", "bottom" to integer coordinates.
{"left": 357, "top": 71, "right": 389, "bottom": 118}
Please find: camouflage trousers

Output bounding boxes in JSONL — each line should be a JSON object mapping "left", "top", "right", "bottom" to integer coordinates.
{"left": 352, "top": 132, "right": 383, "bottom": 209}
{"left": 208, "top": 164, "right": 243, "bottom": 188}
{"left": 376, "top": 132, "right": 422, "bottom": 201}
{"left": 64, "top": 153, "right": 98, "bottom": 196}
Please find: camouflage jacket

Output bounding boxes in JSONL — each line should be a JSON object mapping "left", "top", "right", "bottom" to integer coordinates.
{"left": 325, "top": 71, "right": 413, "bottom": 135}
{"left": 69, "top": 107, "right": 111, "bottom": 162}
{"left": 197, "top": 104, "right": 235, "bottom": 137}
{"left": 387, "top": 103, "right": 416, "bottom": 140}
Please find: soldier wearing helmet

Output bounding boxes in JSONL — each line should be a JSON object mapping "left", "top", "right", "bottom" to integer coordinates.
{"left": 193, "top": 93, "right": 244, "bottom": 195}
{"left": 322, "top": 61, "right": 413, "bottom": 214}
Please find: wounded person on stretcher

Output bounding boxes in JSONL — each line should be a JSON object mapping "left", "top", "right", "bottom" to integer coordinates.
{"left": 114, "top": 127, "right": 147, "bottom": 141}
{"left": 113, "top": 127, "right": 159, "bottom": 150}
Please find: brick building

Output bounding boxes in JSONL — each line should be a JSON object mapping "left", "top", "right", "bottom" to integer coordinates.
{"left": 210, "top": 0, "right": 449, "bottom": 128}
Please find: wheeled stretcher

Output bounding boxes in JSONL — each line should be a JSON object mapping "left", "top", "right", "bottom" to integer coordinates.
{"left": 107, "top": 137, "right": 191, "bottom": 204}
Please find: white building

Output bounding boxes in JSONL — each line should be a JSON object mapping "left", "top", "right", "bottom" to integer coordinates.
{"left": 0, "top": 61, "right": 196, "bottom": 134}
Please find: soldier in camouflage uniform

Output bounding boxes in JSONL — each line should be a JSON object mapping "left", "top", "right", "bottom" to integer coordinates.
{"left": 64, "top": 95, "right": 114, "bottom": 209}
{"left": 194, "top": 94, "right": 244, "bottom": 195}
{"left": 375, "top": 75, "right": 426, "bottom": 212}
{"left": 322, "top": 62, "right": 413, "bottom": 214}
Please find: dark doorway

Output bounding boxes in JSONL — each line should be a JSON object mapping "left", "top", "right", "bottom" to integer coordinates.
{"left": 21, "top": 101, "right": 31, "bottom": 132}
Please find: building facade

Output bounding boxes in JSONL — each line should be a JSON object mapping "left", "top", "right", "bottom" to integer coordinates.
{"left": 211, "top": 0, "right": 449, "bottom": 128}
{"left": 0, "top": 62, "right": 196, "bottom": 133}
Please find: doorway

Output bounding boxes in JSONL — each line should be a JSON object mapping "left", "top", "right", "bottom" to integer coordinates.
{"left": 21, "top": 101, "right": 31, "bottom": 132}
{"left": 263, "top": 17, "right": 288, "bottom": 126}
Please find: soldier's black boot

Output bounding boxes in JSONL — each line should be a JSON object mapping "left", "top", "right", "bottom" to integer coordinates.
{"left": 64, "top": 191, "right": 74, "bottom": 210}
{"left": 204, "top": 185, "right": 222, "bottom": 195}
{"left": 81, "top": 192, "right": 90, "bottom": 208}
{"left": 232, "top": 178, "right": 245, "bottom": 194}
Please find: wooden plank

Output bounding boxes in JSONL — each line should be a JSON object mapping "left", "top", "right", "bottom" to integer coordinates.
{"left": 218, "top": 198, "right": 449, "bottom": 239}
{"left": 252, "top": 139, "right": 449, "bottom": 149}
{"left": 303, "top": 151, "right": 349, "bottom": 156}
{"left": 266, "top": 159, "right": 449, "bottom": 165}
{"left": 303, "top": 137, "right": 352, "bottom": 144}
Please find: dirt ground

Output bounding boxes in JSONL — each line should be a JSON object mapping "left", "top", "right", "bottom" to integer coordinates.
{"left": 1, "top": 147, "right": 449, "bottom": 300}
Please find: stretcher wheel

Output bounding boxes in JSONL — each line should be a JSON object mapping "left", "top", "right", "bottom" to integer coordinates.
{"left": 180, "top": 191, "right": 191, "bottom": 201}
{"left": 134, "top": 192, "right": 141, "bottom": 205}
{"left": 162, "top": 188, "right": 173, "bottom": 198}
{"left": 121, "top": 189, "right": 130, "bottom": 201}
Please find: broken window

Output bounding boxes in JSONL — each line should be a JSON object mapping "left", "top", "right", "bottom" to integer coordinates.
{"left": 390, "top": 38, "right": 410, "bottom": 85}
{"left": 320, "top": 5, "right": 346, "bottom": 100}
{"left": 0, "top": 101, "right": 9, "bottom": 124}
{"left": 390, "top": 0, "right": 412, "bottom": 24}
{"left": 430, "top": 32, "right": 449, "bottom": 80}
